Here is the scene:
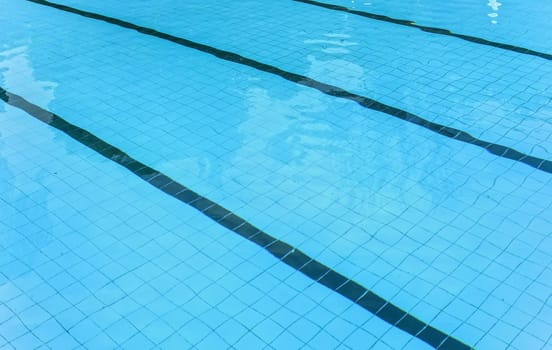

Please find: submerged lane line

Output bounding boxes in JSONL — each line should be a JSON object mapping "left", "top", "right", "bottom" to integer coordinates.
{"left": 294, "top": 0, "right": 552, "bottom": 61}
{"left": 0, "top": 87, "right": 473, "bottom": 350}
{"left": 25, "top": 0, "right": 552, "bottom": 175}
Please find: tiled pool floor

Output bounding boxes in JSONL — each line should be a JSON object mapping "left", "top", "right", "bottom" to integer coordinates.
{"left": 1, "top": 0, "right": 551, "bottom": 349}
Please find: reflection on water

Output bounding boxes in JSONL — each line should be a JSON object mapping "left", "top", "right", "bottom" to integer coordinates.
{"left": 231, "top": 47, "right": 452, "bottom": 235}
{"left": 0, "top": 46, "right": 57, "bottom": 106}
{"left": 0, "top": 45, "right": 57, "bottom": 260}
{"left": 487, "top": 0, "right": 502, "bottom": 24}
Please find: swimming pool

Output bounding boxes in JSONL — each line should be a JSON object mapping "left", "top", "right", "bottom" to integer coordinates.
{"left": 1, "top": 0, "right": 551, "bottom": 348}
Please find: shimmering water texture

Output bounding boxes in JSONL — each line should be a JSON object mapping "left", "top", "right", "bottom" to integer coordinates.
{"left": 1, "top": 0, "right": 551, "bottom": 349}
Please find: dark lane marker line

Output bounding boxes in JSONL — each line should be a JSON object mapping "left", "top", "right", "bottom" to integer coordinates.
{"left": 0, "top": 87, "right": 473, "bottom": 350}
{"left": 294, "top": 0, "right": 552, "bottom": 61}
{"left": 26, "top": 0, "right": 552, "bottom": 175}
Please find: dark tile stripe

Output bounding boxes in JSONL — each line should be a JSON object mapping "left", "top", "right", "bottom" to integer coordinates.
{"left": 25, "top": 0, "right": 552, "bottom": 175}
{"left": 294, "top": 0, "right": 552, "bottom": 61}
{"left": 0, "top": 87, "right": 473, "bottom": 350}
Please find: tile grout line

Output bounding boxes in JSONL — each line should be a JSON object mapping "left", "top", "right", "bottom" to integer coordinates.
{"left": 0, "top": 87, "right": 473, "bottom": 350}
{"left": 293, "top": 0, "right": 552, "bottom": 61}
{"left": 24, "top": 0, "right": 552, "bottom": 175}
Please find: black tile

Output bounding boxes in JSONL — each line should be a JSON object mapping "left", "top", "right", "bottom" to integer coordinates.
{"left": 96, "top": 143, "right": 117, "bottom": 156}
{"left": 438, "top": 337, "right": 471, "bottom": 350}
{"left": 249, "top": 232, "right": 276, "bottom": 247}
{"left": 396, "top": 314, "right": 426, "bottom": 336}
{"left": 135, "top": 166, "right": 157, "bottom": 179}
{"left": 283, "top": 249, "right": 311, "bottom": 269}
{"left": 418, "top": 326, "right": 447, "bottom": 348}
{"left": 160, "top": 181, "right": 185, "bottom": 195}
{"left": 540, "top": 160, "right": 552, "bottom": 173}
{"left": 318, "top": 270, "right": 347, "bottom": 290}
{"left": 203, "top": 205, "right": 231, "bottom": 221}
{"left": 336, "top": 280, "right": 365, "bottom": 301}
{"left": 299, "top": 260, "right": 329, "bottom": 280}
{"left": 174, "top": 189, "right": 199, "bottom": 203}
{"left": 217, "top": 213, "right": 244, "bottom": 230}
{"left": 123, "top": 159, "right": 146, "bottom": 172}
{"left": 357, "top": 291, "right": 386, "bottom": 313}
{"left": 266, "top": 240, "right": 293, "bottom": 259}
{"left": 113, "top": 154, "right": 133, "bottom": 166}
{"left": 233, "top": 222, "right": 260, "bottom": 238}
{"left": 189, "top": 197, "right": 214, "bottom": 211}
{"left": 486, "top": 143, "right": 508, "bottom": 157}
{"left": 377, "top": 303, "right": 406, "bottom": 325}
{"left": 50, "top": 117, "right": 72, "bottom": 130}
{"left": 148, "top": 174, "right": 172, "bottom": 188}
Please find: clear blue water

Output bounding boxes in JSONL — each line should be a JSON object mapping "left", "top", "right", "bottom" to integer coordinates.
{"left": 1, "top": 0, "right": 551, "bottom": 349}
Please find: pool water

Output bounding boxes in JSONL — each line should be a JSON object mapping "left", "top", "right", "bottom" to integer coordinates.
{"left": 1, "top": 0, "right": 551, "bottom": 349}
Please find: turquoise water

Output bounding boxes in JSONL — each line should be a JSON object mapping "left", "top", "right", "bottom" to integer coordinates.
{"left": 1, "top": 0, "right": 551, "bottom": 349}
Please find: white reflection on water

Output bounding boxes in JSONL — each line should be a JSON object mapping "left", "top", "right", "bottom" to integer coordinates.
{"left": 487, "top": 0, "right": 502, "bottom": 24}
{"left": 0, "top": 45, "right": 57, "bottom": 107}
{"left": 0, "top": 44, "right": 58, "bottom": 255}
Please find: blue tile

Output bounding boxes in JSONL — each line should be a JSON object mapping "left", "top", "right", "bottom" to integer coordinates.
{"left": 179, "top": 319, "right": 211, "bottom": 345}
{"left": 288, "top": 317, "right": 326, "bottom": 342}
{"left": 490, "top": 321, "right": 521, "bottom": 344}
{"left": 270, "top": 307, "right": 301, "bottom": 329}
{"left": 84, "top": 333, "right": 118, "bottom": 349}
{"left": 252, "top": 318, "right": 284, "bottom": 343}
{"left": 111, "top": 297, "right": 141, "bottom": 316}
{"left": 450, "top": 322, "right": 485, "bottom": 347}
{"left": 32, "top": 318, "right": 66, "bottom": 343}
{"left": 307, "top": 330, "right": 341, "bottom": 349}
{"left": 0, "top": 284, "right": 22, "bottom": 302}
{"left": 89, "top": 309, "right": 121, "bottom": 330}
{"left": 215, "top": 295, "right": 247, "bottom": 317}
{"left": 216, "top": 319, "right": 248, "bottom": 345}
{"left": 104, "top": 317, "right": 137, "bottom": 345}
{"left": 342, "top": 327, "right": 378, "bottom": 349}
{"left": 122, "top": 332, "right": 156, "bottom": 349}
{"left": 47, "top": 332, "right": 80, "bottom": 350}
{"left": 5, "top": 294, "right": 34, "bottom": 315}
{"left": 320, "top": 291, "right": 354, "bottom": 315}
{"left": 19, "top": 305, "right": 50, "bottom": 326}
{"left": 75, "top": 297, "right": 104, "bottom": 316}
{"left": 270, "top": 331, "right": 304, "bottom": 350}
{"left": 235, "top": 332, "right": 266, "bottom": 349}
{"left": 141, "top": 319, "right": 174, "bottom": 344}
{"left": 27, "top": 283, "right": 57, "bottom": 302}
{"left": 68, "top": 318, "right": 102, "bottom": 342}
{"left": 475, "top": 334, "right": 508, "bottom": 349}
{"left": 55, "top": 307, "right": 86, "bottom": 330}
{"left": 433, "top": 311, "right": 463, "bottom": 334}
{"left": 127, "top": 307, "right": 158, "bottom": 330}
{"left": 149, "top": 273, "right": 179, "bottom": 295}
{"left": 11, "top": 333, "right": 42, "bottom": 349}
{"left": 511, "top": 330, "right": 545, "bottom": 350}
{"left": 468, "top": 310, "right": 498, "bottom": 333}
{"left": 197, "top": 332, "right": 229, "bottom": 349}
{"left": 235, "top": 307, "right": 265, "bottom": 328}
{"left": 201, "top": 284, "right": 230, "bottom": 305}
{"left": 158, "top": 332, "right": 192, "bottom": 350}
{"left": 286, "top": 295, "right": 317, "bottom": 317}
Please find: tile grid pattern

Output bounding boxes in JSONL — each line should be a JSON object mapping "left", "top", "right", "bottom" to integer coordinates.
{"left": 293, "top": 0, "right": 552, "bottom": 61}
{"left": 1, "top": 0, "right": 546, "bottom": 350}
{"left": 0, "top": 87, "right": 472, "bottom": 349}
{"left": 9, "top": 4, "right": 548, "bottom": 348}
{"left": 51, "top": 0, "right": 552, "bottom": 161}
{"left": 26, "top": 0, "right": 552, "bottom": 176}
{"left": 1, "top": 104, "right": 432, "bottom": 349}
